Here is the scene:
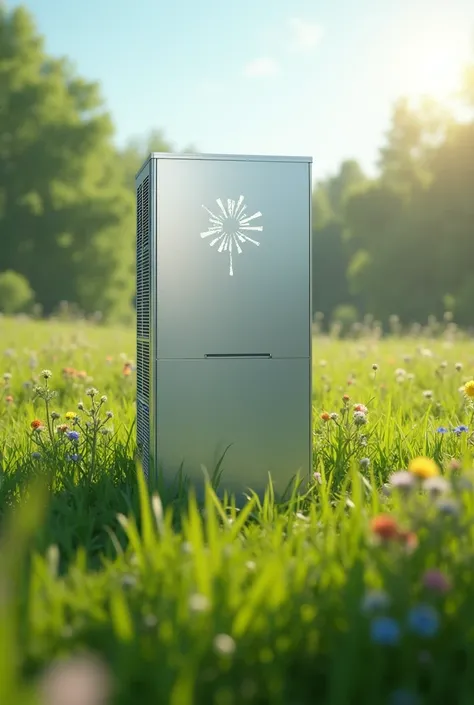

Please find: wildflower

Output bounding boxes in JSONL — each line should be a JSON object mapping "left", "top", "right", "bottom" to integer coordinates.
{"left": 77, "top": 401, "right": 84, "bottom": 411}
{"left": 399, "top": 531, "right": 418, "bottom": 553}
{"left": 408, "top": 604, "right": 439, "bottom": 638}
{"left": 408, "top": 457, "right": 439, "bottom": 479}
{"left": 31, "top": 452, "right": 41, "bottom": 460}
{"left": 360, "top": 457, "right": 370, "bottom": 468}
{"left": 5, "top": 395, "right": 13, "bottom": 403}
{"left": 319, "top": 359, "right": 327, "bottom": 367}
{"left": 123, "top": 363, "right": 132, "bottom": 377}
{"left": 448, "top": 459, "right": 461, "bottom": 472}
{"left": 100, "top": 395, "right": 107, "bottom": 403}
{"left": 464, "top": 380, "right": 474, "bottom": 397}
{"left": 422, "top": 569, "right": 451, "bottom": 594}
{"left": 370, "top": 616, "right": 400, "bottom": 645}
{"left": 320, "top": 412, "right": 331, "bottom": 422}
{"left": 66, "top": 430, "right": 80, "bottom": 442}
{"left": 213, "top": 633, "right": 236, "bottom": 656}
{"left": 66, "top": 453, "right": 81, "bottom": 462}
{"left": 41, "top": 369, "right": 52, "bottom": 379}
{"left": 423, "top": 476, "right": 449, "bottom": 496}
{"left": 395, "top": 368, "right": 406, "bottom": 378}
{"left": 313, "top": 471, "right": 322, "bottom": 484}
{"left": 30, "top": 419, "right": 43, "bottom": 430}
{"left": 436, "top": 497, "right": 460, "bottom": 515}
{"left": 372, "top": 363, "right": 379, "bottom": 371}
{"left": 361, "top": 589, "right": 390, "bottom": 613}
{"left": 436, "top": 426, "right": 448, "bottom": 434}
{"left": 389, "top": 689, "right": 420, "bottom": 705}
{"left": 189, "top": 593, "right": 210, "bottom": 613}
{"left": 246, "top": 560, "right": 257, "bottom": 572}
{"left": 65, "top": 411, "right": 77, "bottom": 420}
{"left": 370, "top": 514, "right": 399, "bottom": 540}
{"left": 455, "top": 362, "right": 463, "bottom": 371}
{"left": 423, "top": 390, "right": 433, "bottom": 400}
{"left": 105, "top": 410, "right": 113, "bottom": 419}
{"left": 329, "top": 412, "right": 338, "bottom": 420}
{"left": 342, "top": 394, "right": 350, "bottom": 402}
{"left": 56, "top": 424, "right": 69, "bottom": 434}
{"left": 3, "top": 372, "right": 12, "bottom": 381}
{"left": 86, "top": 387, "right": 98, "bottom": 398}
{"left": 353, "top": 411, "right": 368, "bottom": 426}
{"left": 354, "top": 403, "right": 368, "bottom": 413}
{"left": 453, "top": 424, "right": 468, "bottom": 435}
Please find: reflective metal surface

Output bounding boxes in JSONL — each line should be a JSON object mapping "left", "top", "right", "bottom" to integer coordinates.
{"left": 155, "top": 358, "right": 311, "bottom": 497}
{"left": 136, "top": 153, "right": 313, "bottom": 495}
{"left": 156, "top": 157, "right": 311, "bottom": 360}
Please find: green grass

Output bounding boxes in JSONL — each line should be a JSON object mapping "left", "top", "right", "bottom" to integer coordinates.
{"left": 1, "top": 316, "right": 474, "bottom": 704}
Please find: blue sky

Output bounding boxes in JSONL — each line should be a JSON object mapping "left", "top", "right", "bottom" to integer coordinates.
{"left": 13, "top": 0, "right": 474, "bottom": 181}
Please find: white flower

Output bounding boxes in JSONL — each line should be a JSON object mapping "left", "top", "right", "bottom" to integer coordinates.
{"left": 213, "top": 633, "right": 236, "bottom": 656}
{"left": 189, "top": 593, "right": 210, "bottom": 613}
{"left": 41, "top": 369, "right": 52, "bottom": 379}
{"left": 423, "top": 390, "right": 433, "bottom": 399}
{"left": 353, "top": 411, "right": 368, "bottom": 426}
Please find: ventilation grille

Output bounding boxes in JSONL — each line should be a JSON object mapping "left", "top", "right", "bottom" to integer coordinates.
{"left": 137, "top": 177, "right": 150, "bottom": 340}
{"left": 136, "top": 175, "right": 151, "bottom": 477}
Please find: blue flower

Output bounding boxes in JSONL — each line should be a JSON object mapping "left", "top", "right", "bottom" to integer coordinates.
{"left": 66, "top": 453, "right": 81, "bottom": 462}
{"left": 436, "top": 427, "right": 448, "bottom": 434}
{"left": 389, "top": 689, "right": 420, "bottom": 705}
{"left": 66, "top": 430, "right": 80, "bottom": 442}
{"left": 370, "top": 616, "right": 400, "bottom": 645}
{"left": 31, "top": 452, "right": 41, "bottom": 460}
{"left": 408, "top": 604, "right": 439, "bottom": 637}
{"left": 453, "top": 425, "right": 468, "bottom": 435}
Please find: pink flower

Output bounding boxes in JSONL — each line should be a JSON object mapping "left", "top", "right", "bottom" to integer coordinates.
{"left": 422, "top": 569, "right": 451, "bottom": 594}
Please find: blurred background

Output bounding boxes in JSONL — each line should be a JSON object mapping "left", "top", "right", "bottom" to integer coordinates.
{"left": 0, "top": 0, "right": 473, "bottom": 331}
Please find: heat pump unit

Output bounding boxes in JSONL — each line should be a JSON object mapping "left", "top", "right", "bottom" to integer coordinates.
{"left": 136, "top": 153, "right": 312, "bottom": 498}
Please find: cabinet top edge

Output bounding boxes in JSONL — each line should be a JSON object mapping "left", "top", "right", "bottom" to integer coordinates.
{"left": 136, "top": 152, "right": 313, "bottom": 177}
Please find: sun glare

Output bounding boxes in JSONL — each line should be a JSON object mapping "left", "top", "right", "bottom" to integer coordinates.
{"left": 395, "top": 34, "right": 470, "bottom": 103}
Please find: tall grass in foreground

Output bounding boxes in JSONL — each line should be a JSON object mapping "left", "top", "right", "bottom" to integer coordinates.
{"left": 1, "top": 317, "right": 474, "bottom": 703}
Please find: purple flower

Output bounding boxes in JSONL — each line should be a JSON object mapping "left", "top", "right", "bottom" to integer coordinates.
{"left": 453, "top": 425, "right": 468, "bottom": 435}
{"left": 66, "top": 453, "right": 81, "bottom": 462}
{"left": 408, "top": 604, "right": 439, "bottom": 637}
{"left": 66, "top": 430, "right": 80, "bottom": 442}
{"left": 436, "top": 426, "right": 448, "bottom": 434}
{"left": 370, "top": 616, "right": 400, "bottom": 645}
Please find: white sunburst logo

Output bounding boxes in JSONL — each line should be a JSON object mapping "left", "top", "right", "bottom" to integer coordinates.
{"left": 200, "top": 195, "right": 263, "bottom": 276}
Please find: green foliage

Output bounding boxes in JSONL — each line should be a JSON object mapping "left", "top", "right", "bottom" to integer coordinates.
{"left": 1, "top": 319, "right": 474, "bottom": 703}
{"left": 0, "top": 270, "right": 34, "bottom": 313}
{"left": 0, "top": 6, "right": 135, "bottom": 322}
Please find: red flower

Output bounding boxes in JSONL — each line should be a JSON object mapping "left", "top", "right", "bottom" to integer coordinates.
{"left": 370, "top": 514, "right": 400, "bottom": 540}
{"left": 31, "top": 419, "right": 43, "bottom": 430}
{"left": 320, "top": 412, "right": 331, "bottom": 421}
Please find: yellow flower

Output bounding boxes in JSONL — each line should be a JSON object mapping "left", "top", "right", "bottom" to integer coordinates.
{"left": 408, "top": 456, "right": 439, "bottom": 479}
{"left": 464, "top": 381, "right": 474, "bottom": 398}
{"left": 65, "top": 411, "right": 77, "bottom": 420}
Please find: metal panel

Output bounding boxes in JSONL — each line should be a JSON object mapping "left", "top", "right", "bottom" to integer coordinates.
{"left": 155, "top": 358, "right": 312, "bottom": 496}
{"left": 155, "top": 157, "right": 311, "bottom": 360}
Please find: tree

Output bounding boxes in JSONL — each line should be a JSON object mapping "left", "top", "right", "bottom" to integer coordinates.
{"left": 0, "top": 6, "right": 134, "bottom": 320}
{"left": 0, "top": 270, "right": 34, "bottom": 313}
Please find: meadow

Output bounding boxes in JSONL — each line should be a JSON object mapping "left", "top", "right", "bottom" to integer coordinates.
{"left": 1, "top": 315, "right": 474, "bottom": 705}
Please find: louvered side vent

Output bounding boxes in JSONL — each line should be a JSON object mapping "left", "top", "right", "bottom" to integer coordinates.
{"left": 136, "top": 175, "right": 151, "bottom": 477}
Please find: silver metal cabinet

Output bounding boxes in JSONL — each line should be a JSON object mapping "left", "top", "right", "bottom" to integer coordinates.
{"left": 136, "top": 153, "right": 313, "bottom": 498}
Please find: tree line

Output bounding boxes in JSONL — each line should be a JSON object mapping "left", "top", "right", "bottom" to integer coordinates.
{"left": 1, "top": 6, "right": 473, "bottom": 327}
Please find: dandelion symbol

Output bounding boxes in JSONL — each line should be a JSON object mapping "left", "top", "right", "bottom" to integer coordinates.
{"left": 201, "top": 195, "right": 263, "bottom": 276}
